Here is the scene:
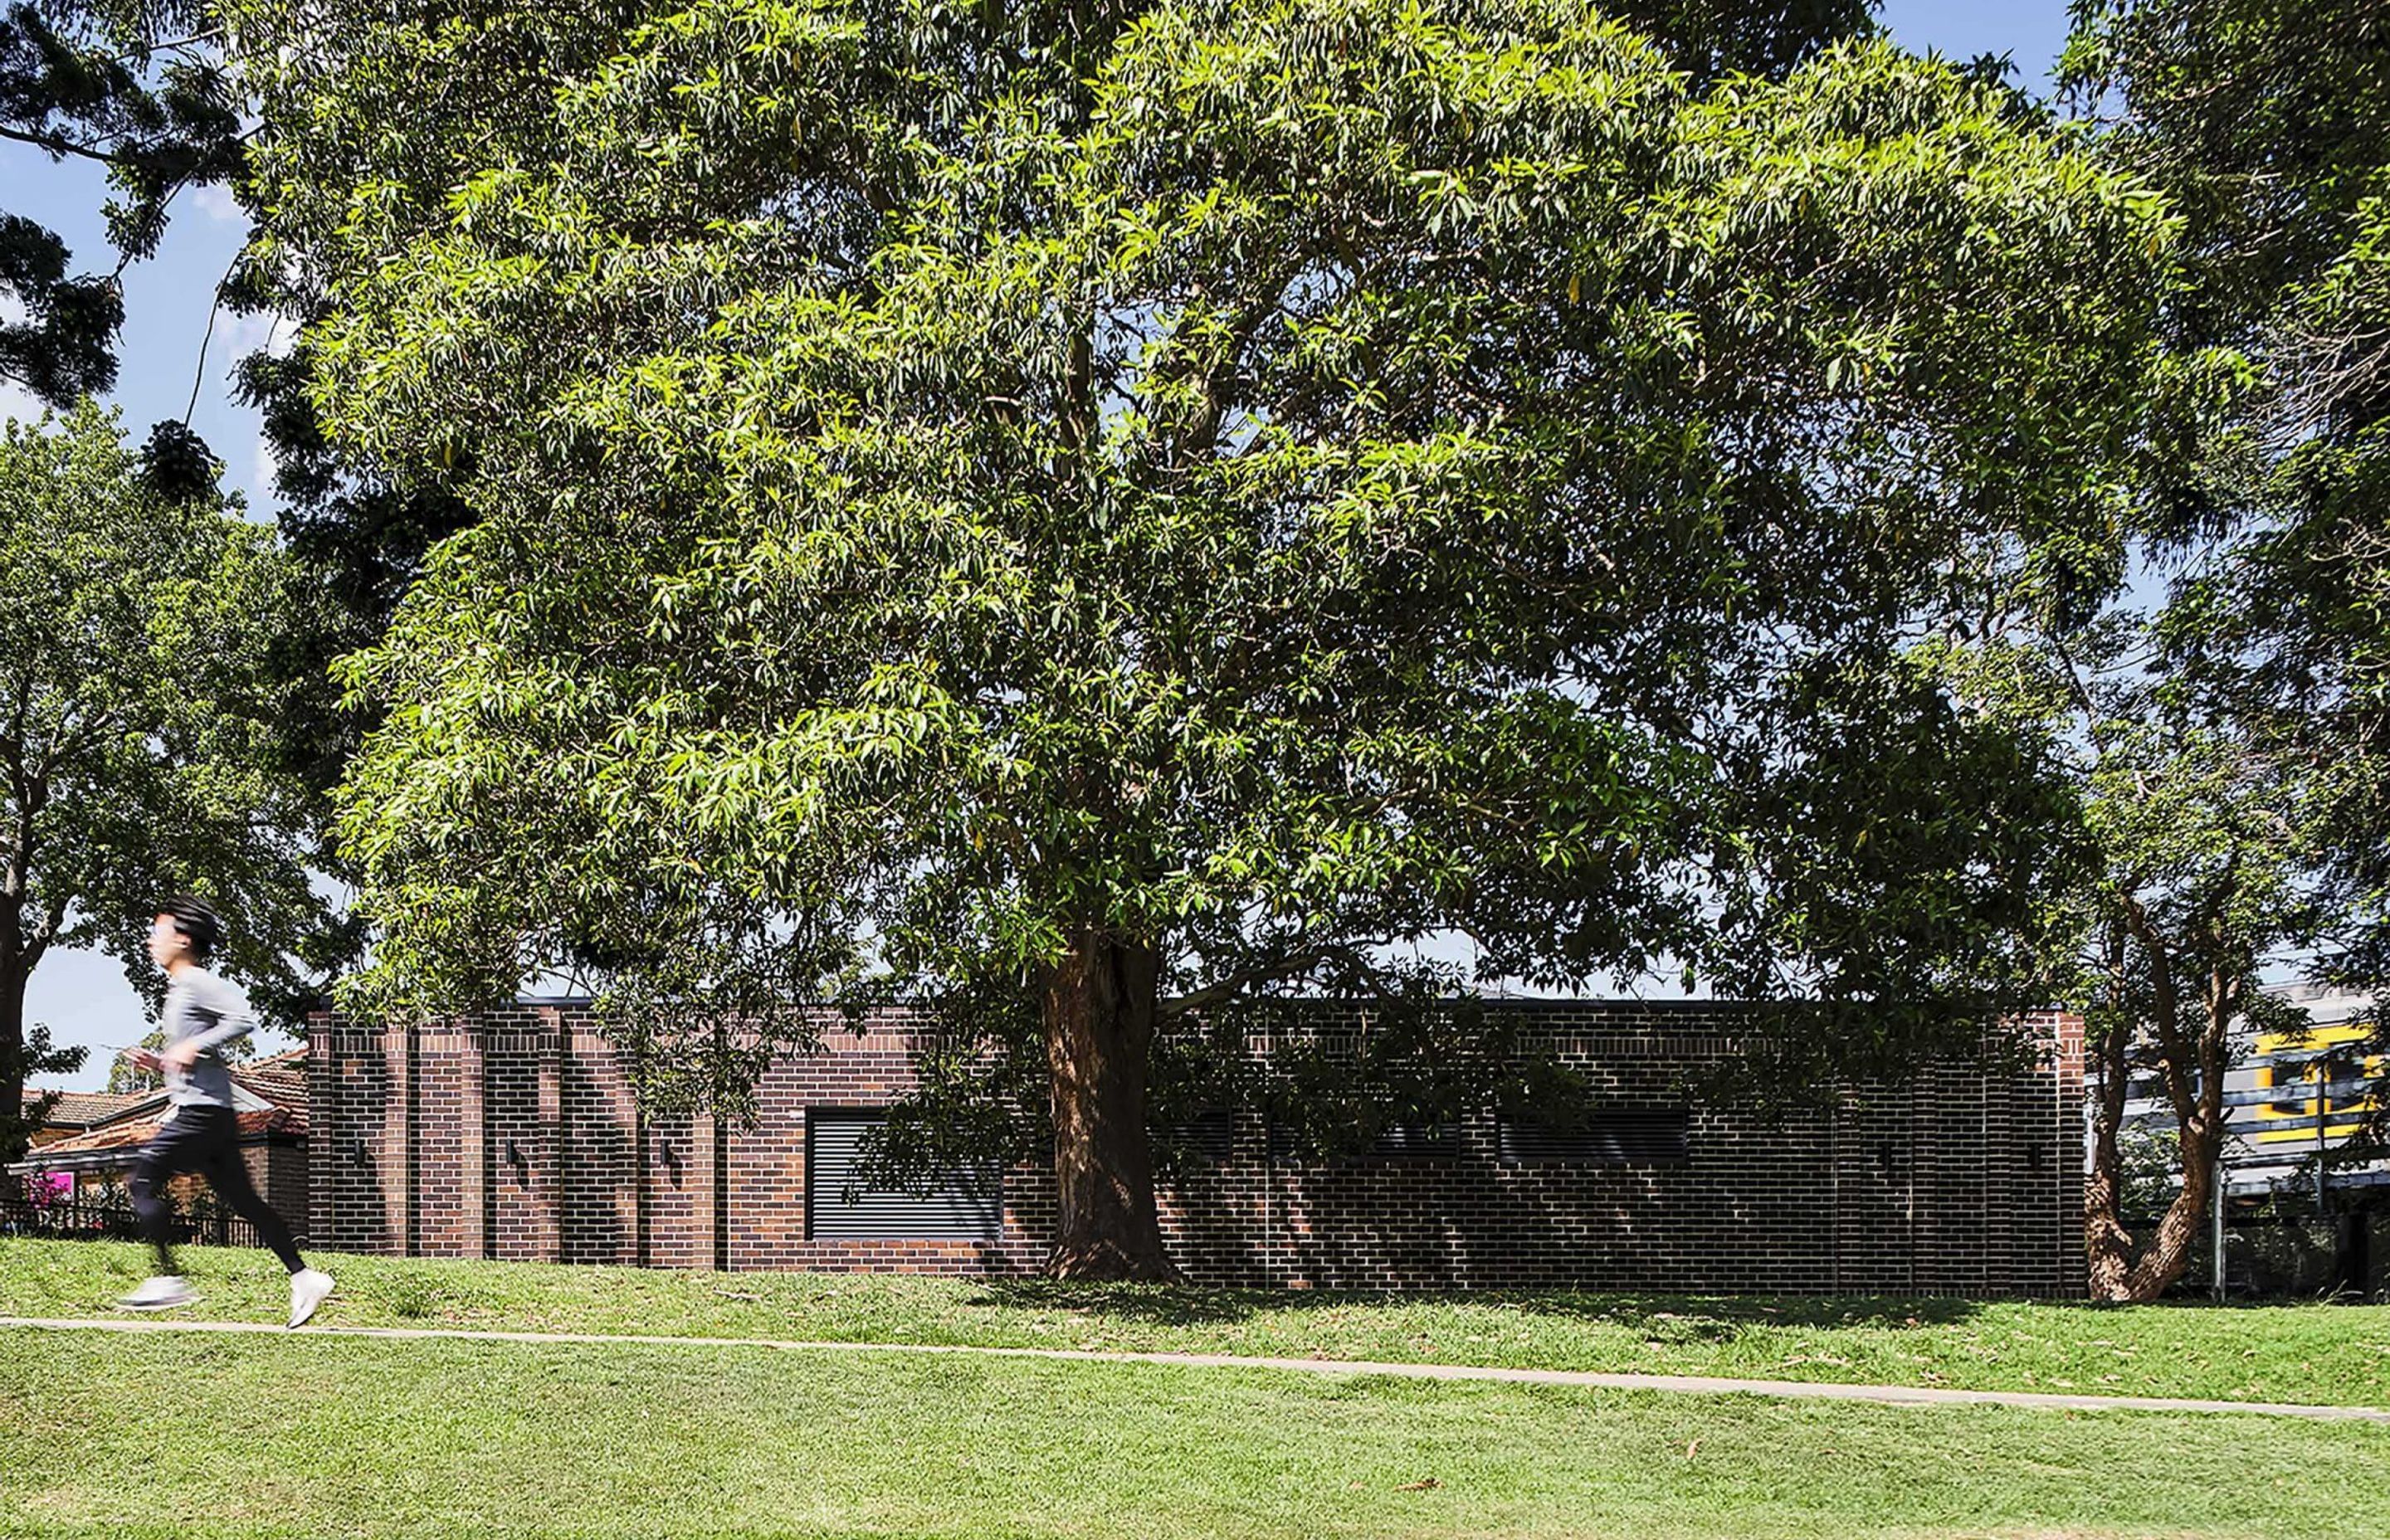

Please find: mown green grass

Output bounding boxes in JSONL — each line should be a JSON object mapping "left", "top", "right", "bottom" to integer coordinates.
{"left": 5, "top": 1236, "right": 2387, "bottom": 1406}
{"left": 3, "top": 1325, "right": 2386, "bottom": 1539}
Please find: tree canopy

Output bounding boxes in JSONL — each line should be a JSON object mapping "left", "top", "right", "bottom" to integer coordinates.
{"left": 2067, "top": 0, "right": 2388, "bottom": 985}
{"left": 0, "top": 402, "right": 350, "bottom": 1157}
{"left": 234, "top": 0, "right": 2173, "bottom": 1274}
{"left": 2064, "top": 0, "right": 2389, "bottom": 1185}
{"left": 0, "top": 0, "right": 241, "bottom": 408}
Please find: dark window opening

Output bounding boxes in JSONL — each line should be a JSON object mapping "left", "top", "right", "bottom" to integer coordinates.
{"left": 1364, "top": 1121, "right": 1458, "bottom": 1158}
{"left": 1157, "top": 1108, "right": 1235, "bottom": 1167}
{"left": 1497, "top": 1107, "right": 1690, "bottom": 1166}
{"left": 804, "top": 1109, "right": 1001, "bottom": 1240}
{"left": 1266, "top": 1117, "right": 1459, "bottom": 1163}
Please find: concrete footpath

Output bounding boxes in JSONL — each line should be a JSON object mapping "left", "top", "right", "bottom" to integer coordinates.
{"left": 6, "top": 1313, "right": 2388, "bottom": 1424}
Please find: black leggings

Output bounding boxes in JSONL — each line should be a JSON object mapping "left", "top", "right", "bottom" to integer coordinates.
{"left": 130, "top": 1104, "right": 305, "bottom": 1275}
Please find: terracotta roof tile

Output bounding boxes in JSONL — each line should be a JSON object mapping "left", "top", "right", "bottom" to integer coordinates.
{"left": 16, "top": 1048, "right": 310, "bottom": 1163}
{"left": 21, "top": 1090, "right": 150, "bottom": 1129}
{"left": 235, "top": 1068, "right": 306, "bottom": 1103}
{"left": 22, "top": 1105, "right": 299, "bottom": 1162}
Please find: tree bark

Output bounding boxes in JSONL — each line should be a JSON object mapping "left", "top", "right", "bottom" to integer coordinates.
{"left": 2085, "top": 1020, "right": 2229, "bottom": 1303}
{"left": 0, "top": 933, "right": 28, "bottom": 1163}
{"left": 2088, "top": 1114, "right": 2217, "bottom": 1303}
{"left": 2084, "top": 1020, "right": 2138, "bottom": 1298}
{"left": 1041, "top": 929, "right": 1175, "bottom": 1280}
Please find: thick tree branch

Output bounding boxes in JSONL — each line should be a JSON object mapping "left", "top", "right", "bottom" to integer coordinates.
{"left": 2117, "top": 890, "right": 2198, "bottom": 1126}
{"left": 1158, "top": 934, "right": 1397, "bottom": 1020}
{"left": 0, "top": 122, "right": 121, "bottom": 166}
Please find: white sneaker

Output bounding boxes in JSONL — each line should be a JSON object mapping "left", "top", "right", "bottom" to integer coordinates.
{"left": 288, "top": 1267, "right": 334, "bottom": 1328}
{"left": 117, "top": 1275, "right": 196, "bottom": 1311}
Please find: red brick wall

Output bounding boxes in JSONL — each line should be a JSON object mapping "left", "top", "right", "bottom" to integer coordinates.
{"left": 256, "top": 1142, "right": 310, "bottom": 1245}
{"left": 309, "top": 1000, "right": 2085, "bottom": 1294}
{"left": 310, "top": 1023, "right": 408, "bottom": 1255}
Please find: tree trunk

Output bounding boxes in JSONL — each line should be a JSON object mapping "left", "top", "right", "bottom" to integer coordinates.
{"left": 1041, "top": 929, "right": 1174, "bottom": 1280}
{"left": 0, "top": 938, "right": 28, "bottom": 1163}
{"left": 2085, "top": 1027, "right": 2226, "bottom": 1304}
{"left": 2095, "top": 1118, "right": 2217, "bottom": 1303}
{"left": 2084, "top": 1021, "right": 2137, "bottom": 1298}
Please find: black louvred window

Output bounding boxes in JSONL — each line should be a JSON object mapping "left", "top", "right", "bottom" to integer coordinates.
{"left": 1266, "top": 1118, "right": 1456, "bottom": 1162}
{"left": 805, "top": 1110, "right": 1002, "bottom": 1240}
{"left": 1498, "top": 1107, "right": 1689, "bottom": 1165}
{"left": 1160, "top": 1108, "right": 1235, "bottom": 1166}
{"left": 1366, "top": 1121, "right": 1456, "bottom": 1157}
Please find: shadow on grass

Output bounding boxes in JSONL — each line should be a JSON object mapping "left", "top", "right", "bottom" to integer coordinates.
{"left": 966, "top": 1279, "right": 1989, "bottom": 1334}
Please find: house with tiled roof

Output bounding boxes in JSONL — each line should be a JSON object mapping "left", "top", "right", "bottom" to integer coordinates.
{"left": 7, "top": 1050, "right": 310, "bottom": 1242}
{"left": 21, "top": 1089, "right": 152, "bottom": 1148}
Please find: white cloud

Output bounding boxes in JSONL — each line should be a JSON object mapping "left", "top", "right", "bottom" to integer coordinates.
{"left": 217, "top": 307, "right": 296, "bottom": 362}
{"left": 192, "top": 183, "right": 244, "bottom": 225}
{"left": 218, "top": 309, "right": 271, "bottom": 358}
{"left": 251, "top": 423, "right": 282, "bottom": 500}
{"left": 0, "top": 377, "right": 51, "bottom": 429}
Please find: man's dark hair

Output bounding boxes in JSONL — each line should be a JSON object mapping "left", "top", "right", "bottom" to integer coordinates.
{"left": 158, "top": 895, "right": 222, "bottom": 961}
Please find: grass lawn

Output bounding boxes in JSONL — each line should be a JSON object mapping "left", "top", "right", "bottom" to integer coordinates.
{"left": 3, "top": 1236, "right": 2388, "bottom": 1406}
{"left": 5, "top": 1323, "right": 2389, "bottom": 1539}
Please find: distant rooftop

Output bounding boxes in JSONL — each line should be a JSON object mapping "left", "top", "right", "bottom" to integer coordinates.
{"left": 19, "top": 1089, "right": 149, "bottom": 1130}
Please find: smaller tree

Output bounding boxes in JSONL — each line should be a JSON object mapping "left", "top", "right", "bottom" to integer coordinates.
{"left": 14, "top": 1021, "right": 85, "bottom": 1127}
{"left": 2065, "top": 0, "right": 2390, "bottom": 1145}
{"left": 0, "top": 402, "right": 352, "bottom": 1158}
{"left": 102, "top": 1025, "right": 163, "bottom": 1094}
{"left": 1945, "top": 602, "right": 2323, "bottom": 1304}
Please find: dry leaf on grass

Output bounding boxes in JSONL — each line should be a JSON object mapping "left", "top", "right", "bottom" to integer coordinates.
{"left": 1396, "top": 1478, "right": 1441, "bottom": 1491}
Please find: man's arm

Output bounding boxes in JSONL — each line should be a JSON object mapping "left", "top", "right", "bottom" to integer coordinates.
{"left": 172, "top": 977, "right": 257, "bottom": 1062}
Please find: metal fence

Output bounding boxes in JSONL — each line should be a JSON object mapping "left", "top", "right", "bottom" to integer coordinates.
{"left": 0, "top": 1184, "right": 264, "bottom": 1250}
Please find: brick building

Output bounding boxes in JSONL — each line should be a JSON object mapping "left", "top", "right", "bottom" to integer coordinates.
{"left": 310, "top": 998, "right": 2086, "bottom": 1294}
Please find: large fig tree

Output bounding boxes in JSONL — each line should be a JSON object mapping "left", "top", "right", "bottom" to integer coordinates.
{"left": 233, "top": 0, "right": 2167, "bottom": 1276}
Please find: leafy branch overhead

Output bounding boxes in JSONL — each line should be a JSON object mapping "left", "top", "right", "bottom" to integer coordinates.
{"left": 0, "top": 0, "right": 243, "bottom": 406}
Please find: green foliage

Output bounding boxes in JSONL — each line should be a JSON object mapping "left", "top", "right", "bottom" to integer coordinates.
{"left": 10, "top": 1022, "right": 86, "bottom": 1133}
{"left": 0, "top": 402, "right": 353, "bottom": 1156}
{"left": 104, "top": 1030, "right": 160, "bottom": 1093}
{"left": 99, "top": 1021, "right": 230, "bottom": 1092}
{"left": 2063, "top": 0, "right": 2388, "bottom": 317}
{"left": 0, "top": 210, "right": 121, "bottom": 407}
{"left": 234, "top": 1, "right": 2168, "bottom": 1186}
{"left": 1708, "top": 644, "right": 2096, "bottom": 1094}
{"left": 1924, "top": 589, "right": 2343, "bottom": 1299}
{"left": 2066, "top": 0, "right": 2390, "bottom": 1142}
{"left": 1601, "top": 0, "right": 1873, "bottom": 83}
{"left": 0, "top": 0, "right": 241, "bottom": 407}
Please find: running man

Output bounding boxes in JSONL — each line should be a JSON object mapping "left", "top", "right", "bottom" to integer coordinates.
{"left": 115, "top": 896, "right": 335, "bottom": 1328}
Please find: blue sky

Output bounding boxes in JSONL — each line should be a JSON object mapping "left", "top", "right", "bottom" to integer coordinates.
{"left": 1880, "top": 0, "right": 2078, "bottom": 88}
{"left": 8, "top": 0, "right": 2080, "bottom": 1090}
{"left": 0, "top": 183, "right": 269, "bottom": 505}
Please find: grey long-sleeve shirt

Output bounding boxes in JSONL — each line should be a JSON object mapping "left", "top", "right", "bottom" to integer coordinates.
{"left": 161, "top": 967, "right": 256, "bottom": 1109}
